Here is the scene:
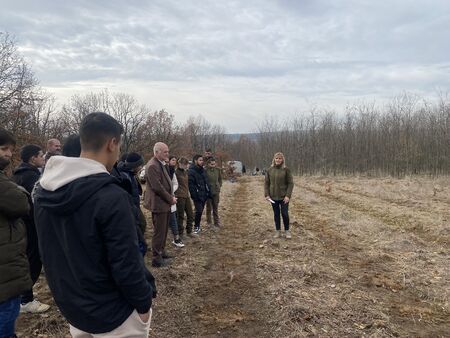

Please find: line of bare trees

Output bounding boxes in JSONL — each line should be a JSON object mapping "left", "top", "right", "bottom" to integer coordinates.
{"left": 0, "top": 32, "right": 229, "bottom": 163}
{"left": 235, "top": 94, "right": 450, "bottom": 177}
{"left": 1, "top": 31, "right": 449, "bottom": 176}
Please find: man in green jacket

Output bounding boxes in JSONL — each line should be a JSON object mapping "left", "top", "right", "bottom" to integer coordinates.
{"left": 206, "top": 157, "right": 223, "bottom": 227}
{"left": 175, "top": 157, "right": 195, "bottom": 237}
{"left": 0, "top": 128, "right": 32, "bottom": 337}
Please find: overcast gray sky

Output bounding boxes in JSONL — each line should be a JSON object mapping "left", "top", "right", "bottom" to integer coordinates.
{"left": 1, "top": 0, "right": 449, "bottom": 132}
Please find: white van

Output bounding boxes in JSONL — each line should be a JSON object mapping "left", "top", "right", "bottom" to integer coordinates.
{"left": 227, "top": 160, "right": 243, "bottom": 175}
{"left": 138, "top": 167, "right": 146, "bottom": 183}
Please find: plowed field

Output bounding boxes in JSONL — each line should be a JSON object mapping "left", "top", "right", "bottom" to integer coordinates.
{"left": 17, "top": 176, "right": 450, "bottom": 337}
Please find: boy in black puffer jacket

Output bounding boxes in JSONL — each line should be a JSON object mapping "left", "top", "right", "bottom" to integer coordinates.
{"left": 13, "top": 144, "right": 50, "bottom": 313}
{"left": 188, "top": 154, "right": 211, "bottom": 234}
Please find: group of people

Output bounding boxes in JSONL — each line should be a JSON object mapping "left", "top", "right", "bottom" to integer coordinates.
{"left": 0, "top": 137, "right": 68, "bottom": 323}
{"left": 0, "top": 112, "right": 228, "bottom": 338}
{"left": 0, "top": 111, "right": 294, "bottom": 338}
{"left": 142, "top": 143, "right": 223, "bottom": 268}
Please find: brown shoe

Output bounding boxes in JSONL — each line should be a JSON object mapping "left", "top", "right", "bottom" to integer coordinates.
{"left": 162, "top": 252, "right": 174, "bottom": 259}
{"left": 151, "top": 258, "right": 171, "bottom": 268}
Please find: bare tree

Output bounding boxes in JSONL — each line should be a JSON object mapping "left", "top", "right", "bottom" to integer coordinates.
{"left": 0, "top": 32, "right": 38, "bottom": 133}
{"left": 61, "top": 90, "right": 149, "bottom": 152}
{"left": 134, "top": 109, "right": 179, "bottom": 158}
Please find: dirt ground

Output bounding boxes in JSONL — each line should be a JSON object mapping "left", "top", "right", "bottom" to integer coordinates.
{"left": 16, "top": 176, "right": 449, "bottom": 337}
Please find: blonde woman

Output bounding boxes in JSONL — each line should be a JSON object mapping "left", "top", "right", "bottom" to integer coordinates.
{"left": 264, "top": 152, "right": 294, "bottom": 238}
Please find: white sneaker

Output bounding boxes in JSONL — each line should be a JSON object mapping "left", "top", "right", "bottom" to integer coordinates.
{"left": 273, "top": 230, "right": 281, "bottom": 238}
{"left": 20, "top": 300, "right": 50, "bottom": 313}
{"left": 172, "top": 239, "right": 185, "bottom": 248}
{"left": 285, "top": 230, "right": 292, "bottom": 239}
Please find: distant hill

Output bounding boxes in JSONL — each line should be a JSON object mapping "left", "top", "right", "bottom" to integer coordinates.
{"left": 225, "top": 133, "right": 259, "bottom": 142}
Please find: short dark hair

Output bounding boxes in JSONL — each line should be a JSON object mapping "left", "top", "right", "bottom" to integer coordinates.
{"left": 207, "top": 157, "right": 216, "bottom": 163}
{"left": 205, "top": 148, "right": 212, "bottom": 153}
{"left": 62, "top": 135, "right": 81, "bottom": 157}
{"left": 193, "top": 154, "right": 203, "bottom": 163}
{"left": 20, "top": 144, "right": 42, "bottom": 163}
{"left": 0, "top": 128, "right": 16, "bottom": 146}
{"left": 79, "top": 112, "right": 124, "bottom": 152}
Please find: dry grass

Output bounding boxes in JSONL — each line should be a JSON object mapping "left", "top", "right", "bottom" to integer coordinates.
{"left": 16, "top": 176, "right": 450, "bottom": 337}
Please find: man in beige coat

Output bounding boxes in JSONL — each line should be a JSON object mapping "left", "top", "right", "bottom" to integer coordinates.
{"left": 144, "top": 142, "right": 177, "bottom": 267}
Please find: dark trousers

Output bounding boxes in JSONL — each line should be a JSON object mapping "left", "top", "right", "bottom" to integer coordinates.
{"left": 206, "top": 194, "right": 220, "bottom": 225}
{"left": 193, "top": 200, "right": 206, "bottom": 228}
{"left": 271, "top": 200, "right": 290, "bottom": 231}
{"left": 176, "top": 197, "right": 194, "bottom": 234}
{"left": 151, "top": 212, "right": 170, "bottom": 262}
{"left": 21, "top": 221, "right": 42, "bottom": 304}
{"left": 169, "top": 212, "right": 178, "bottom": 236}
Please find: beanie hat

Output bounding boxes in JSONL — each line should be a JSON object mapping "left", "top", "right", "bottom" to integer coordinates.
{"left": 125, "top": 152, "right": 144, "bottom": 169}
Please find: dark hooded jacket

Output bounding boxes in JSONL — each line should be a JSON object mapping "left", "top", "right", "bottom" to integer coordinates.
{"left": 13, "top": 162, "right": 41, "bottom": 232}
{"left": 112, "top": 161, "right": 147, "bottom": 252}
{"left": 188, "top": 164, "right": 211, "bottom": 202}
{"left": 34, "top": 156, "right": 156, "bottom": 334}
{"left": 13, "top": 162, "right": 41, "bottom": 194}
{"left": 115, "top": 161, "right": 142, "bottom": 210}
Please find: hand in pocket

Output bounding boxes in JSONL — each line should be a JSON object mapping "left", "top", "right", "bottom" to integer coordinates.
{"left": 138, "top": 309, "right": 152, "bottom": 324}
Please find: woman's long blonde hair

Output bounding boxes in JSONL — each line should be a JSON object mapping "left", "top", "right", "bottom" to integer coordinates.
{"left": 271, "top": 152, "right": 286, "bottom": 168}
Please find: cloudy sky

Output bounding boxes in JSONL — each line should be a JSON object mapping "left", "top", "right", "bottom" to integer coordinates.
{"left": 1, "top": 0, "right": 449, "bottom": 132}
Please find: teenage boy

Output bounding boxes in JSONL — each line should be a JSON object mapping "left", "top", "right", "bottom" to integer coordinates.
{"left": 34, "top": 113, "right": 156, "bottom": 337}
{"left": 13, "top": 144, "right": 49, "bottom": 313}
{"left": 188, "top": 154, "right": 211, "bottom": 234}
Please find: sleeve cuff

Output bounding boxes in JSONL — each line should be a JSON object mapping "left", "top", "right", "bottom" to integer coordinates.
{"left": 135, "top": 300, "right": 152, "bottom": 314}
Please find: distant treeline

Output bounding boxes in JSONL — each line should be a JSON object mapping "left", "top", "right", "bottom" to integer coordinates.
{"left": 232, "top": 94, "right": 450, "bottom": 177}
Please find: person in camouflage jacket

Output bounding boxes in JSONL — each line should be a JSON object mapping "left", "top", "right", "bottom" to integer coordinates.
{"left": 205, "top": 157, "right": 223, "bottom": 227}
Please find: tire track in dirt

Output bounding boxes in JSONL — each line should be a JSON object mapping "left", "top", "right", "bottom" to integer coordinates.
{"left": 186, "top": 178, "right": 272, "bottom": 337}
{"left": 315, "top": 178, "right": 450, "bottom": 207}
{"left": 292, "top": 186, "right": 450, "bottom": 337}
{"left": 301, "top": 183, "right": 449, "bottom": 246}
{"left": 313, "top": 180, "right": 450, "bottom": 217}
